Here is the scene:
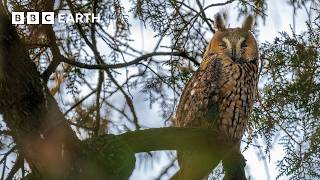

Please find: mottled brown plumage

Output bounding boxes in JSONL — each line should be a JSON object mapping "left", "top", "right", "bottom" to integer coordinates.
{"left": 174, "top": 15, "right": 259, "bottom": 179}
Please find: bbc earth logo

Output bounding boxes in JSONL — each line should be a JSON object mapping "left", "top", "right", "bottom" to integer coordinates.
{"left": 12, "top": 12, "right": 101, "bottom": 24}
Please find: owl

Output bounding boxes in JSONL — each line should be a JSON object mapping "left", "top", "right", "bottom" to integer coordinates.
{"left": 174, "top": 14, "right": 259, "bottom": 179}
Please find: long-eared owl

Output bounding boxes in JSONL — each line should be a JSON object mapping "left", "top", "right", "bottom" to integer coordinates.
{"left": 174, "top": 14, "right": 259, "bottom": 179}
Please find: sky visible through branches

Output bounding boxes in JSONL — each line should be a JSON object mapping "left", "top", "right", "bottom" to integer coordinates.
{"left": 0, "top": 0, "right": 319, "bottom": 179}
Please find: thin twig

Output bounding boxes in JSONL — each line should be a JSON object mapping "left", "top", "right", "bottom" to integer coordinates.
{"left": 64, "top": 89, "right": 97, "bottom": 116}
{"left": 62, "top": 51, "right": 199, "bottom": 69}
{"left": 196, "top": 0, "right": 215, "bottom": 33}
{"left": 257, "top": 93, "right": 300, "bottom": 145}
{"left": 94, "top": 72, "right": 104, "bottom": 136}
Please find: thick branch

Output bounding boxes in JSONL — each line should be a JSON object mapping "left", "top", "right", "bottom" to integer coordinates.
{"left": 118, "top": 127, "right": 232, "bottom": 153}
{"left": 113, "top": 127, "right": 245, "bottom": 180}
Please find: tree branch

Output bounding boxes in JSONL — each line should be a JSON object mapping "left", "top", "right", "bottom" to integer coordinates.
{"left": 64, "top": 89, "right": 97, "bottom": 116}
{"left": 196, "top": 0, "right": 215, "bottom": 33}
{"left": 62, "top": 51, "right": 199, "bottom": 69}
{"left": 40, "top": 2, "right": 63, "bottom": 83}
{"left": 117, "top": 127, "right": 244, "bottom": 179}
{"left": 117, "top": 127, "right": 232, "bottom": 153}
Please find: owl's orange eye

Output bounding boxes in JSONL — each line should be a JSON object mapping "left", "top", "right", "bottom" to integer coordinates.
{"left": 219, "top": 42, "right": 227, "bottom": 49}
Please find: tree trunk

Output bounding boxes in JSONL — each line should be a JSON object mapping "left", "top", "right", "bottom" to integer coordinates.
{"left": 0, "top": 5, "right": 83, "bottom": 179}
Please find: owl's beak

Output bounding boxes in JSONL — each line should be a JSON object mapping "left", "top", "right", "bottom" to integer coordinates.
{"left": 231, "top": 48, "right": 237, "bottom": 61}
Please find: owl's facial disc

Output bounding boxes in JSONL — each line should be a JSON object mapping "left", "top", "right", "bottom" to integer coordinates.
{"left": 221, "top": 37, "right": 246, "bottom": 62}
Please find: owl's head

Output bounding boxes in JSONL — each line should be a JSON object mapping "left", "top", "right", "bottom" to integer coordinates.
{"left": 205, "top": 14, "right": 258, "bottom": 63}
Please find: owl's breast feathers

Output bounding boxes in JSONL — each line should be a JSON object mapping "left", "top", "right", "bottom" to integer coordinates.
{"left": 175, "top": 54, "right": 258, "bottom": 140}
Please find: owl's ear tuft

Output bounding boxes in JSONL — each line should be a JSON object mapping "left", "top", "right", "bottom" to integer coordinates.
{"left": 242, "top": 15, "right": 254, "bottom": 31}
{"left": 215, "top": 14, "right": 226, "bottom": 31}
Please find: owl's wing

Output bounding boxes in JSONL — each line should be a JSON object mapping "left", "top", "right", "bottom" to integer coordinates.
{"left": 173, "top": 54, "right": 224, "bottom": 179}
{"left": 175, "top": 54, "right": 223, "bottom": 127}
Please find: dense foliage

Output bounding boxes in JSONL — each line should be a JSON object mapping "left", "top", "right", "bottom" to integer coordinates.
{"left": 252, "top": 17, "right": 320, "bottom": 179}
